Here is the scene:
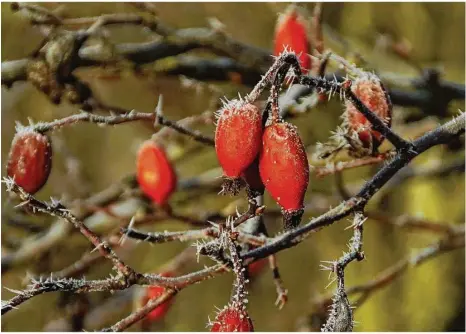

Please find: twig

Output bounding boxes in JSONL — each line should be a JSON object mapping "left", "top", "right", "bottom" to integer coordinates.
{"left": 2, "top": 178, "right": 135, "bottom": 278}
{"left": 313, "top": 152, "right": 394, "bottom": 178}
{"left": 320, "top": 212, "right": 365, "bottom": 332}
{"left": 312, "top": 227, "right": 465, "bottom": 315}
{"left": 122, "top": 226, "right": 266, "bottom": 247}
{"left": 366, "top": 211, "right": 464, "bottom": 235}
{"left": 2, "top": 175, "right": 137, "bottom": 272}
{"left": 101, "top": 289, "right": 177, "bottom": 332}
{"left": 154, "top": 95, "right": 214, "bottom": 146}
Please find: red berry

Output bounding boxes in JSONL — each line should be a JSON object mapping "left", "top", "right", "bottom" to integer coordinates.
{"left": 211, "top": 306, "right": 254, "bottom": 332}
{"left": 248, "top": 258, "right": 267, "bottom": 277}
{"left": 142, "top": 272, "right": 175, "bottom": 322}
{"left": 345, "top": 76, "right": 392, "bottom": 150}
{"left": 242, "top": 158, "right": 264, "bottom": 197}
{"left": 274, "top": 5, "right": 311, "bottom": 71}
{"left": 215, "top": 100, "right": 263, "bottom": 195}
{"left": 7, "top": 128, "right": 52, "bottom": 194}
{"left": 136, "top": 140, "right": 177, "bottom": 205}
{"left": 259, "top": 122, "right": 309, "bottom": 229}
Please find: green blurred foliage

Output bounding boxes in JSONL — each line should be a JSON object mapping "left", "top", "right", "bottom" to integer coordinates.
{"left": 1, "top": 2, "right": 465, "bottom": 332}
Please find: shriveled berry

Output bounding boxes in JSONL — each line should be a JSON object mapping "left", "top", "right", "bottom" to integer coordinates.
{"left": 215, "top": 100, "right": 263, "bottom": 195}
{"left": 7, "top": 128, "right": 52, "bottom": 194}
{"left": 344, "top": 76, "right": 392, "bottom": 150}
{"left": 259, "top": 122, "right": 309, "bottom": 230}
{"left": 274, "top": 4, "right": 311, "bottom": 71}
{"left": 242, "top": 158, "right": 264, "bottom": 198}
{"left": 211, "top": 306, "right": 254, "bottom": 332}
{"left": 136, "top": 140, "right": 177, "bottom": 205}
{"left": 141, "top": 272, "right": 175, "bottom": 322}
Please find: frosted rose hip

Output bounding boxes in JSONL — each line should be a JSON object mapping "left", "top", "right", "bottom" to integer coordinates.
{"left": 259, "top": 122, "right": 309, "bottom": 230}
{"left": 7, "top": 129, "right": 52, "bottom": 194}
{"left": 344, "top": 76, "right": 392, "bottom": 150}
{"left": 210, "top": 306, "right": 254, "bottom": 332}
{"left": 215, "top": 100, "right": 262, "bottom": 195}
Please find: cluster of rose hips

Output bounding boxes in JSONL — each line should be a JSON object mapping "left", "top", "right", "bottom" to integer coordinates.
{"left": 5, "top": 4, "right": 393, "bottom": 332}
{"left": 215, "top": 96, "right": 310, "bottom": 230}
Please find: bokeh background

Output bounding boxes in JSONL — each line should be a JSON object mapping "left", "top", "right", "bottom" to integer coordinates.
{"left": 1, "top": 2, "right": 465, "bottom": 332}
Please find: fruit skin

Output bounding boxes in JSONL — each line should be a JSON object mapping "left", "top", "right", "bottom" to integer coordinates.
{"left": 274, "top": 5, "right": 311, "bottom": 71}
{"left": 140, "top": 272, "right": 175, "bottom": 323}
{"left": 215, "top": 100, "right": 263, "bottom": 194}
{"left": 247, "top": 257, "right": 267, "bottom": 278}
{"left": 344, "top": 76, "right": 392, "bottom": 150}
{"left": 136, "top": 140, "right": 177, "bottom": 205}
{"left": 241, "top": 158, "right": 265, "bottom": 198}
{"left": 259, "top": 122, "right": 309, "bottom": 229}
{"left": 210, "top": 306, "right": 254, "bottom": 332}
{"left": 7, "top": 129, "right": 52, "bottom": 194}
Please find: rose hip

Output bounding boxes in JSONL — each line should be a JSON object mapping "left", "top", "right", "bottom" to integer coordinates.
{"left": 211, "top": 306, "right": 254, "bottom": 332}
{"left": 344, "top": 75, "right": 392, "bottom": 151}
{"left": 136, "top": 140, "right": 177, "bottom": 205}
{"left": 259, "top": 121, "right": 309, "bottom": 230}
{"left": 215, "top": 99, "right": 262, "bottom": 195}
{"left": 7, "top": 128, "right": 52, "bottom": 194}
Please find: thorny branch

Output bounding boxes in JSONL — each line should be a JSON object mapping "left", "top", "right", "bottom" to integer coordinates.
{"left": 21, "top": 97, "right": 214, "bottom": 146}
{"left": 307, "top": 226, "right": 465, "bottom": 330}
{"left": 2, "top": 3, "right": 464, "bottom": 117}
{"left": 243, "top": 110, "right": 465, "bottom": 265}
{"left": 320, "top": 212, "right": 365, "bottom": 331}
{"left": 3, "top": 106, "right": 463, "bottom": 328}
{"left": 2, "top": 5, "right": 465, "bottom": 331}
{"left": 2, "top": 178, "right": 136, "bottom": 278}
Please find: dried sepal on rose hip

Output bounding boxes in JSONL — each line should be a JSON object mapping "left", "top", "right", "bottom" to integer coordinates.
{"left": 215, "top": 99, "right": 263, "bottom": 195}
{"left": 136, "top": 139, "right": 177, "bottom": 206}
{"left": 342, "top": 74, "right": 392, "bottom": 156}
{"left": 274, "top": 4, "right": 311, "bottom": 72}
{"left": 7, "top": 126, "right": 52, "bottom": 194}
{"left": 259, "top": 119, "right": 309, "bottom": 230}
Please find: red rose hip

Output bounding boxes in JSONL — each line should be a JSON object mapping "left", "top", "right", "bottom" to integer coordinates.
{"left": 344, "top": 75, "right": 392, "bottom": 151}
{"left": 136, "top": 140, "right": 177, "bottom": 205}
{"left": 7, "top": 128, "right": 52, "bottom": 194}
{"left": 211, "top": 306, "right": 254, "bottom": 332}
{"left": 274, "top": 4, "right": 311, "bottom": 71}
{"left": 259, "top": 121, "right": 309, "bottom": 230}
{"left": 215, "top": 99, "right": 263, "bottom": 195}
{"left": 141, "top": 272, "right": 175, "bottom": 322}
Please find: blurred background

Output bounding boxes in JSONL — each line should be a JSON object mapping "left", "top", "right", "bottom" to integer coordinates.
{"left": 1, "top": 2, "right": 465, "bottom": 332}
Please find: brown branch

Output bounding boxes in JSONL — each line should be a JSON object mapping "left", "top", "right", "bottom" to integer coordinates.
{"left": 312, "top": 152, "right": 394, "bottom": 178}
{"left": 23, "top": 98, "right": 215, "bottom": 146}
{"left": 2, "top": 174, "right": 137, "bottom": 272}
{"left": 122, "top": 226, "right": 267, "bottom": 247}
{"left": 101, "top": 289, "right": 177, "bottom": 332}
{"left": 3, "top": 178, "right": 135, "bottom": 278}
{"left": 366, "top": 211, "right": 464, "bottom": 235}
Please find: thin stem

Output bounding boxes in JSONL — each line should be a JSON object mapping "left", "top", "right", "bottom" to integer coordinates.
{"left": 3, "top": 178, "right": 135, "bottom": 278}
